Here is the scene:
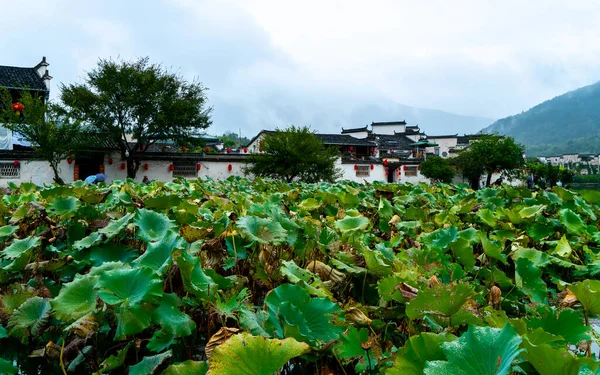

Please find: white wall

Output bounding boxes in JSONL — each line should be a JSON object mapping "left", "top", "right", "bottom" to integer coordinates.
{"left": 346, "top": 131, "right": 369, "bottom": 139}
{"left": 372, "top": 124, "right": 405, "bottom": 135}
{"left": 198, "top": 160, "right": 247, "bottom": 180}
{"left": 337, "top": 160, "right": 387, "bottom": 182}
{"left": 427, "top": 137, "right": 458, "bottom": 158}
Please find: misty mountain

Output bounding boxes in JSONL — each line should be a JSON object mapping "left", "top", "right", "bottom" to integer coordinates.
{"left": 482, "top": 81, "right": 600, "bottom": 156}
{"left": 210, "top": 97, "right": 494, "bottom": 138}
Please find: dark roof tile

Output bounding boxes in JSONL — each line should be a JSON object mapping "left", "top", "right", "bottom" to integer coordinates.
{"left": 317, "top": 134, "right": 376, "bottom": 146}
{"left": 0, "top": 65, "right": 47, "bottom": 91}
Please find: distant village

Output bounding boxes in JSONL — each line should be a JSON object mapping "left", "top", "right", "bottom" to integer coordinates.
{"left": 0, "top": 57, "right": 597, "bottom": 186}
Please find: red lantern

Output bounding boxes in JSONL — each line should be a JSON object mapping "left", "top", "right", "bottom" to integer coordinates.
{"left": 403, "top": 165, "right": 407, "bottom": 171}
{"left": 354, "top": 164, "right": 358, "bottom": 170}
{"left": 370, "top": 164, "right": 374, "bottom": 170}
{"left": 12, "top": 102, "right": 24, "bottom": 115}
{"left": 228, "top": 164, "right": 233, "bottom": 172}
{"left": 259, "top": 148, "right": 263, "bottom": 153}
{"left": 144, "top": 163, "right": 149, "bottom": 171}
{"left": 349, "top": 146, "right": 354, "bottom": 151}
{"left": 370, "top": 147, "right": 375, "bottom": 153}
{"left": 243, "top": 148, "right": 248, "bottom": 153}
{"left": 138, "top": 144, "right": 144, "bottom": 151}
{"left": 383, "top": 159, "right": 389, "bottom": 166}
{"left": 120, "top": 162, "right": 126, "bottom": 170}
{"left": 205, "top": 147, "right": 210, "bottom": 153}
{"left": 13, "top": 160, "right": 20, "bottom": 167}
{"left": 67, "top": 156, "right": 73, "bottom": 164}
{"left": 168, "top": 164, "right": 174, "bottom": 171}
{"left": 197, "top": 163, "right": 201, "bottom": 171}
{"left": 107, "top": 157, "right": 113, "bottom": 165}
{"left": 182, "top": 146, "right": 187, "bottom": 152}
{"left": 418, "top": 165, "right": 421, "bottom": 171}
{"left": 226, "top": 147, "right": 231, "bottom": 153}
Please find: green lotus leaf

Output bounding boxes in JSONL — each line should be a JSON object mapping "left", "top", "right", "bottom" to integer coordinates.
{"left": 0, "top": 358, "right": 17, "bottom": 375}
{"left": 406, "top": 283, "right": 474, "bottom": 320}
{"left": 527, "top": 223, "right": 556, "bottom": 241}
{"left": 239, "top": 308, "right": 270, "bottom": 337}
{"left": 133, "top": 231, "right": 185, "bottom": 273}
{"left": 519, "top": 204, "right": 545, "bottom": 219}
{"left": 174, "top": 249, "right": 217, "bottom": 301}
{"left": 378, "top": 197, "right": 394, "bottom": 219}
{"left": 265, "top": 283, "right": 343, "bottom": 344}
{"left": 334, "top": 215, "right": 369, "bottom": 233}
{"left": 569, "top": 279, "right": 600, "bottom": 315}
{"left": 479, "top": 232, "right": 507, "bottom": 265}
{"left": 450, "top": 239, "right": 476, "bottom": 270}
{"left": 73, "top": 232, "right": 104, "bottom": 251}
{"left": 151, "top": 293, "right": 195, "bottom": 337}
{"left": 47, "top": 195, "right": 80, "bottom": 218}
{"left": 511, "top": 248, "right": 551, "bottom": 267}
{"left": 559, "top": 209, "right": 586, "bottom": 235}
{"left": 515, "top": 257, "right": 547, "bottom": 304}
{"left": 334, "top": 326, "right": 370, "bottom": 359}
{"left": 0, "top": 225, "right": 17, "bottom": 239}
{"left": 477, "top": 209, "right": 498, "bottom": 228}
{"left": 2, "top": 236, "right": 41, "bottom": 259}
{"left": 424, "top": 324, "right": 523, "bottom": 375}
{"left": 129, "top": 350, "right": 172, "bottom": 375}
{"left": 387, "top": 332, "right": 457, "bottom": 375}
{"left": 298, "top": 198, "right": 322, "bottom": 211}
{"left": 8, "top": 296, "right": 51, "bottom": 337}
{"left": 147, "top": 329, "right": 176, "bottom": 352}
{"left": 144, "top": 195, "right": 183, "bottom": 210}
{"left": 87, "top": 261, "right": 130, "bottom": 278}
{"left": 521, "top": 339, "right": 598, "bottom": 375}
{"left": 51, "top": 274, "right": 97, "bottom": 321}
{"left": 88, "top": 243, "right": 138, "bottom": 266}
{"left": 94, "top": 342, "right": 132, "bottom": 374}
{"left": 134, "top": 208, "right": 176, "bottom": 243}
{"left": 237, "top": 216, "right": 287, "bottom": 244}
{"left": 97, "top": 267, "right": 163, "bottom": 306}
{"left": 0, "top": 324, "right": 7, "bottom": 338}
{"left": 162, "top": 360, "right": 208, "bottom": 375}
{"left": 98, "top": 212, "right": 134, "bottom": 239}
{"left": 207, "top": 333, "right": 310, "bottom": 375}
{"left": 114, "top": 302, "right": 154, "bottom": 339}
{"left": 280, "top": 260, "right": 332, "bottom": 298}
{"left": 378, "top": 274, "right": 408, "bottom": 303}
{"left": 420, "top": 226, "right": 458, "bottom": 253}
{"left": 553, "top": 235, "right": 573, "bottom": 257}
{"left": 527, "top": 307, "right": 590, "bottom": 345}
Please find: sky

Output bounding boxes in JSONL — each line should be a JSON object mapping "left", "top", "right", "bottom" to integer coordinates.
{"left": 1, "top": 0, "right": 600, "bottom": 136}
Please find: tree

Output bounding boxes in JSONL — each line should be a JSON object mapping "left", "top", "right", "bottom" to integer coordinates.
{"left": 60, "top": 57, "right": 212, "bottom": 178}
{"left": 0, "top": 89, "right": 83, "bottom": 184}
{"left": 245, "top": 126, "right": 340, "bottom": 183}
{"left": 528, "top": 161, "right": 574, "bottom": 189}
{"left": 456, "top": 134, "right": 524, "bottom": 189}
{"left": 220, "top": 131, "right": 250, "bottom": 148}
{"left": 419, "top": 156, "right": 456, "bottom": 183}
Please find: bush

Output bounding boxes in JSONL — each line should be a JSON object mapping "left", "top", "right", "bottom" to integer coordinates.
{"left": 419, "top": 156, "right": 456, "bottom": 183}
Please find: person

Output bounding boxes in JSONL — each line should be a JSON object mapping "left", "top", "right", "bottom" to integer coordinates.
{"left": 142, "top": 176, "right": 150, "bottom": 185}
{"left": 84, "top": 173, "right": 107, "bottom": 184}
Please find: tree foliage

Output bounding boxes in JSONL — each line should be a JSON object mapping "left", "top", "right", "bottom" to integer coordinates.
{"left": 245, "top": 126, "right": 340, "bottom": 183}
{"left": 419, "top": 156, "right": 456, "bottom": 183}
{"left": 456, "top": 134, "right": 524, "bottom": 189}
{"left": 60, "top": 57, "right": 212, "bottom": 178}
{"left": 0, "top": 89, "right": 83, "bottom": 184}
{"left": 528, "top": 161, "right": 574, "bottom": 189}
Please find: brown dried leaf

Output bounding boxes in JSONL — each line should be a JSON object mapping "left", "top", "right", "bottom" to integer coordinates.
{"left": 345, "top": 307, "right": 372, "bottom": 326}
{"left": 306, "top": 260, "right": 345, "bottom": 284}
{"left": 205, "top": 327, "right": 240, "bottom": 360}
{"left": 394, "top": 282, "right": 418, "bottom": 300}
{"left": 65, "top": 313, "right": 98, "bottom": 338}
{"left": 428, "top": 275, "right": 441, "bottom": 288}
{"left": 560, "top": 289, "right": 578, "bottom": 308}
{"left": 488, "top": 285, "right": 502, "bottom": 309}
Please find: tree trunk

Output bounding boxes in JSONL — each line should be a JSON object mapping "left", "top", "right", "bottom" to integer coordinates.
{"left": 127, "top": 159, "right": 140, "bottom": 179}
{"left": 469, "top": 176, "right": 480, "bottom": 190}
{"left": 486, "top": 171, "right": 493, "bottom": 187}
{"left": 51, "top": 163, "right": 65, "bottom": 185}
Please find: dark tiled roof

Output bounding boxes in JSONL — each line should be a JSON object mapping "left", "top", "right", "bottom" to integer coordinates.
{"left": 76, "top": 134, "right": 121, "bottom": 149}
{"left": 244, "top": 130, "right": 274, "bottom": 147}
{"left": 371, "top": 120, "right": 406, "bottom": 126}
{"left": 428, "top": 134, "right": 458, "bottom": 139}
{"left": 369, "top": 134, "right": 415, "bottom": 150}
{"left": 341, "top": 125, "right": 369, "bottom": 134}
{"left": 317, "top": 134, "right": 376, "bottom": 147}
{"left": 0, "top": 65, "right": 47, "bottom": 91}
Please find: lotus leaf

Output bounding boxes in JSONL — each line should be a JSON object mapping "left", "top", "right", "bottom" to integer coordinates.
{"left": 134, "top": 208, "right": 176, "bottom": 242}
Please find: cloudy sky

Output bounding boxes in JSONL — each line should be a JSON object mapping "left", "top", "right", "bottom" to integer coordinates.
{"left": 2, "top": 0, "right": 600, "bottom": 136}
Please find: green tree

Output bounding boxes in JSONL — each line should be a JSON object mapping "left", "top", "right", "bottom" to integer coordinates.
{"left": 456, "top": 134, "right": 524, "bottom": 189}
{"left": 220, "top": 131, "right": 250, "bottom": 148}
{"left": 0, "top": 90, "right": 83, "bottom": 185}
{"left": 60, "top": 57, "right": 212, "bottom": 178}
{"left": 419, "top": 156, "right": 456, "bottom": 183}
{"left": 528, "top": 162, "right": 574, "bottom": 189}
{"left": 245, "top": 126, "right": 340, "bottom": 183}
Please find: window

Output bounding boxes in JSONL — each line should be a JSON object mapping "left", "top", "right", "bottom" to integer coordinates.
{"left": 435, "top": 148, "right": 440, "bottom": 156}
{"left": 0, "top": 162, "right": 20, "bottom": 179}
{"left": 405, "top": 166, "right": 418, "bottom": 177}
{"left": 173, "top": 161, "right": 197, "bottom": 178}
{"left": 356, "top": 165, "right": 370, "bottom": 177}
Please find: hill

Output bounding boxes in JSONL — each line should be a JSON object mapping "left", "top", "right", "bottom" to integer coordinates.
{"left": 482, "top": 81, "right": 600, "bottom": 156}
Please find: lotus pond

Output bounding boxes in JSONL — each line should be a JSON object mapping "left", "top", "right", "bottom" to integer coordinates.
{"left": 1, "top": 178, "right": 600, "bottom": 374}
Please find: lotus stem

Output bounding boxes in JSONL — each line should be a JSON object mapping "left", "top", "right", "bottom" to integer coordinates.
{"left": 60, "top": 338, "right": 67, "bottom": 375}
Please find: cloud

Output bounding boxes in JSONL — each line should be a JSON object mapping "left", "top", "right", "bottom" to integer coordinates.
{"left": 1, "top": 0, "right": 599, "bottom": 137}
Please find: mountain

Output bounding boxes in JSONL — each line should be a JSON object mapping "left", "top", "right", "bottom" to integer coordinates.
{"left": 210, "top": 96, "right": 494, "bottom": 138}
{"left": 482, "top": 81, "right": 600, "bottom": 156}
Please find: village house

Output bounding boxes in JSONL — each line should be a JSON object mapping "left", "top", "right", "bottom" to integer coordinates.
{"left": 0, "top": 58, "right": 490, "bottom": 186}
